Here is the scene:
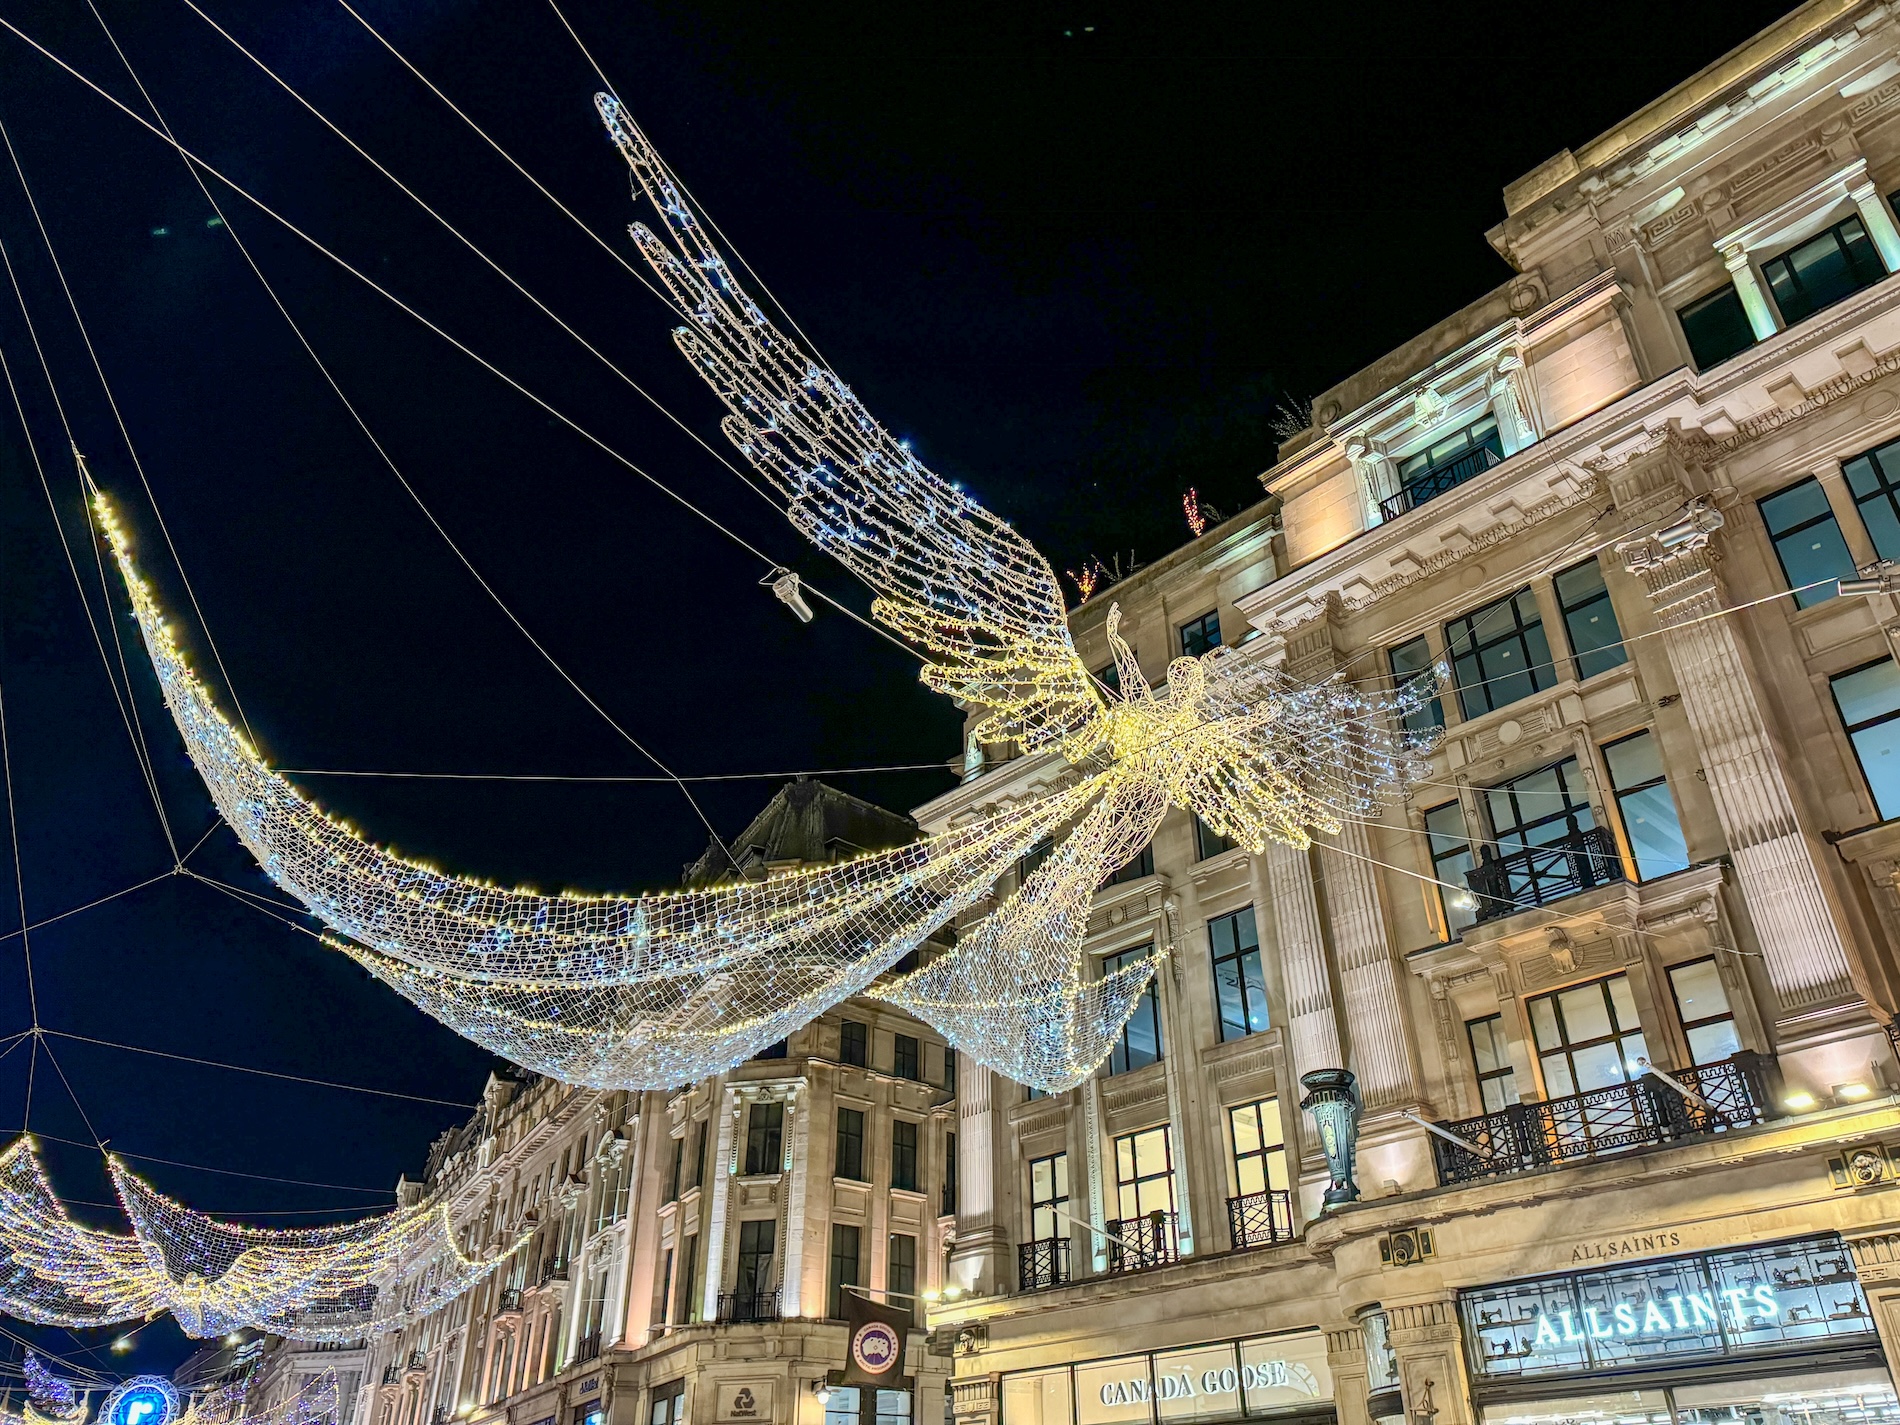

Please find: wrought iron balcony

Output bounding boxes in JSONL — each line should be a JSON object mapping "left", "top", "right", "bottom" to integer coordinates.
{"left": 1105, "top": 1212, "right": 1178, "bottom": 1274}
{"left": 380, "top": 1367, "right": 401, "bottom": 1387}
{"left": 715, "top": 1290, "right": 781, "bottom": 1323}
{"left": 1017, "top": 1237, "right": 1070, "bottom": 1291}
{"left": 1377, "top": 444, "right": 1502, "bottom": 522}
{"left": 496, "top": 1287, "right": 522, "bottom": 1314}
{"left": 1467, "top": 827, "right": 1624, "bottom": 923}
{"left": 1426, "top": 1051, "right": 1773, "bottom": 1185}
{"left": 537, "top": 1258, "right": 567, "bottom": 1287}
{"left": 1225, "top": 1189, "right": 1295, "bottom": 1250}
{"left": 572, "top": 1331, "right": 601, "bottom": 1364}
{"left": 407, "top": 1350, "right": 427, "bottom": 1370}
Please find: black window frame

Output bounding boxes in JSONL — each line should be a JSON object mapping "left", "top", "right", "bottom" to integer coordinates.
{"left": 734, "top": 1218, "right": 776, "bottom": 1299}
{"left": 1759, "top": 476, "right": 1854, "bottom": 609}
{"left": 1444, "top": 587, "right": 1555, "bottom": 719}
{"left": 942, "top": 1131, "right": 957, "bottom": 1215}
{"left": 1667, "top": 956, "right": 1742, "bottom": 1067}
{"left": 1028, "top": 1152, "right": 1069, "bottom": 1241}
{"left": 1227, "top": 1097, "right": 1287, "bottom": 1197}
{"left": 743, "top": 1101, "right": 784, "bottom": 1176}
{"left": 1388, "top": 634, "right": 1445, "bottom": 736}
{"left": 1179, "top": 610, "right": 1222, "bottom": 658}
{"left": 1844, "top": 434, "right": 1900, "bottom": 564}
{"left": 1831, "top": 656, "right": 1900, "bottom": 821}
{"left": 839, "top": 1019, "right": 868, "bottom": 1068}
{"left": 676, "top": 1236, "right": 697, "bottom": 1324}
{"left": 649, "top": 1382, "right": 686, "bottom": 1425}
{"left": 887, "top": 1232, "right": 917, "bottom": 1304}
{"left": 1103, "top": 842, "right": 1155, "bottom": 886}
{"left": 1465, "top": 1013, "right": 1518, "bottom": 1114}
{"left": 1194, "top": 814, "right": 1238, "bottom": 862}
{"left": 828, "top": 1223, "right": 860, "bottom": 1320}
{"left": 1102, "top": 942, "right": 1163, "bottom": 1075}
{"left": 1675, "top": 283, "right": 1757, "bottom": 371}
{"left": 655, "top": 1246, "right": 673, "bottom": 1327}
{"left": 690, "top": 1120, "right": 707, "bottom": 1191}
{"left": 1553, "top": 557, "right": 1628, "bottom": 682}
{"left": 666, "top": 1136, "right": 684, "bottom": 1203}
{"left": 1602, "top": 728, "right": 1691, "bottom": 882}
{"left": 1208, "top": 905, "right": 1269, "bottom": 1042}
{"left": 1761, "top": 213, "right": 1888, "bottom": 325}
{"left": 1423, "top": 799, "right": 1477, "bottom": 940}
{"left": 1017, "top": 839, "right": 1054, "bottom": 884}
{"left": 1527, "top": 973, "right": 1648, "bottom": 1098}
{"left": 835, "top": 1106, "right": 866, "bottom": 1182}
{"left": 890, "top": 1118, "right": 919, "bottom": 1193}
{"left": 893, "top": 1033, "right": 922, "bottom": 1081}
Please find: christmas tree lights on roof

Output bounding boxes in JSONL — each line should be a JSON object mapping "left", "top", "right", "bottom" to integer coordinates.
{"left": 0, "top": 1138, "right": 526, "bottom": 1341}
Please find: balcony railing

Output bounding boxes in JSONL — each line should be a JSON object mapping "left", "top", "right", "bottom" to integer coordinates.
{"left": 1017, "top": 1237, "right": 1071, "bottom": 1291}
{"left": 537, "top": 1258, "right": 567, "bottom": 1287}
{"left": 1467, "top": 827, "right": 1624, "bottom": 923}
{"left": 407, "top": 1350, "right": 426, "bottom": 1370}
{"left": 1105, "top": 1212, "right": 1178, "bottom": 1274}
{"left": 1378, "top": 444, "right": 1502, "bottom": 521}
{"left": 1226, "top": 1189, "right": 1295, "bottom": 1250}
{"left": 496, "top": 1287, "right": 522, "bottom": 1314}
{"left": 380, "top": 1367, "right": 401, "bottom": 1387}
{"left": 1426, "top": 1052, "right": 1773, "bottom": 1185}
{"left": 716, "top": 1290, "right": 780, "bottom": 1323}
{"left": 572, "top": 1331, "right": 601, "bottom": 1364}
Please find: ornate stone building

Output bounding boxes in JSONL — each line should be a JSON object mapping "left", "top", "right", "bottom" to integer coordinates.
{"left": 348, "top": 782, "right": 960, "bottom": 1425}
{"left": 929, "top": 4, "right": 1900, "bottom": 1425}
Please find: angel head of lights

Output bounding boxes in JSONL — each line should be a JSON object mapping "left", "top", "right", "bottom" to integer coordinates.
{"left": 0, "top": 1137, "right": 526, "bottom": 1341}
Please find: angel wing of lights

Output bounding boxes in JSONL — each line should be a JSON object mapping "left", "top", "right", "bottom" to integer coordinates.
{"left": 597, "top": 95, "right": 1441, "bottom": 1087}
{"left": 180, "top": 1372, "right": 337, "bottom": 1425}
{"left": 0, "top": 1138, "right": 527, "bottom": 1341}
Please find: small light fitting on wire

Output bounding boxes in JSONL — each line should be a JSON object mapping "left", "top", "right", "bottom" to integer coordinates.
{"left": 1840, "top": 560, "right": 1900, "bottom": 597}
{"left": 765, "top": 568, "right": 814, "bottom": 623}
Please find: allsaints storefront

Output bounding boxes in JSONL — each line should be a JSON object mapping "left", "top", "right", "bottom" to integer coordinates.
{"left": 997, "top": 1330, "right": 1334, "bottom": 1425}
{"left": 1457, "top": 1234, "right": 1899, "bottom": 1425}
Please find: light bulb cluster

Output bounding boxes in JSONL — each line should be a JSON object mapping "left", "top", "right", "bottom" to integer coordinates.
{"left": 0, "top": 1138, "right": 526, "bottom": 1341}
{"left": 22, "top": 1354, "right": 80, "bottom": 1418}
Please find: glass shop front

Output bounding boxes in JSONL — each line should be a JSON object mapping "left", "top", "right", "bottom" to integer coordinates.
{"left": 997, "top": 1329, "right": 1334, "bottom": 1425}
{"left": 1459, "top": 1234, "right": 1897, "bottom": 1425}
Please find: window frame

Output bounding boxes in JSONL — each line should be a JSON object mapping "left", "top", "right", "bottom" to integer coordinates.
{"left": 1444, "top": 587, "right": 1555, "bottom": 719}
{"left": 1761, "top": 213, "right": 1888, "bottom": 325}
{"left": 1208, "top": 905, "right": 1269, "bottom": 1042}
{"left": 839, "top": 1019, "right": 868, "bottom": 1067}
{"left": 1102, "top": 942, "right": 1163, "bottom": 1074}
{"left": 1194, "top": 814, "right": 1238, "bottom": 862}
{"left": 1526, "top": 973, "right": 1648, "bottom": 1099}
{"left": 1028, "top": 1151, "right": 1069, "bottom": 1242}
{"left": 1675, "top": 282, "right": 1757, "bottom": 370}
{"left": 1553, "top": 557, "right": 1628, "bottom": 682}
{"left": 1758, "top": 476, "right": 1853, "bottom": 609}
{"left": 1843, "top": 435, "right": 1900, "bottom": 564}
{"left": 890, "top": 1118, "right": 920, "bottom": 1193}
{"left": 835, "top": 1106, "right": 866, "bottom": 1182}
{"left": 1465, "top": 1013, "right": 1518, "bottom": 1114}
{"left": 828, "top": 1223, "right": 861, "bottom": 1320}
{"left": 1388, "top": 634, "right": 1445, "bottom": 736}
{"left": 1226, "top": 1098, "right": 1287, "bottom": 1198}
{"left": 1832, "top": 656, "right": 1900, "bottom": 822}
{"left": 942, "top": 1131, "right": 957, "bottom": 1215}
{"left": 1103, "top": 842, "right": 1156, "bottom": 886}
{"left": 743, "top": 1101, "right": 784, "bottom": 1176}
{"left": 887, "top": 1232, "right": 917, "bottom": 1303}
{"left": 1112, "top": 1125, "right": 1176, "bottom": 1223}
{"left": 676, "top": 1235, "right": 698, "bottom": 1324}
{"left": 1601, "top": 729, "right": 1691, "bottom": 881}
{"left": 734, "top": 1218, "right": 777, "bottom": 1298}
{"left": 1667, "top": 956, "right": 1742, "bottom": 1067}
{"left": 1179, "top": 610, "right": 1222, "bottom": 659}
{"left": 1423, "top": 800, "right": 1477, "bottom": 940}
{"left": 893, "top": 1033, "right": 922, "bottom": 1081}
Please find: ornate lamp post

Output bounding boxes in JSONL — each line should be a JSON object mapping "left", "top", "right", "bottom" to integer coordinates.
{"left": 1299, "top": 1068, "right": 1362, "bottom": 1207}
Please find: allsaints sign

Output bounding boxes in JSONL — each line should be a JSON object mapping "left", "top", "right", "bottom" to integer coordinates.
{"left": 1461, "top": 1234, "right": 1876, "bottom": 1382}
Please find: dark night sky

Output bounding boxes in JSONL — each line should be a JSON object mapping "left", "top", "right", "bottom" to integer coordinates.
{"left": 0, "top": 0, "right": 1794, "bottom": 1377}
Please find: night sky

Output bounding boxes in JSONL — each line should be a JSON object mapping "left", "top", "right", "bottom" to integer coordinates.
{"left": 0, "top": 0, "right": 1794, "bottom": 1378}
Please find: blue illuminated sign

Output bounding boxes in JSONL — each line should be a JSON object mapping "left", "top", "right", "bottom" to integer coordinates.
{"left": 101, "top": 1378, "right": 179, "bottom": 1425}
{"left": 1460, "top": 1233, "right": 1877, "bottom": 1381}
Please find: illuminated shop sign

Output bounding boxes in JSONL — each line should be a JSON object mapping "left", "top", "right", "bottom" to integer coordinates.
{"left": 1460, "top": 1233, "right": 1877, "bottom": 1381}
{"left": 1001, "top": 1331, "right": 1332, "bottom": 1425}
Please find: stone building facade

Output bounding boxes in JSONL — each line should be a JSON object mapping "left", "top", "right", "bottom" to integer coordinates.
{"left": 348, "top": 783, "right": 960, "bottom": 1425}
{"left": 929, "top": 4, "right": 1900, "bottom": 1425}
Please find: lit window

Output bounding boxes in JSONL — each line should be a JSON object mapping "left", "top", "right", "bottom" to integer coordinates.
{"left": 1668, "top": 958, "right": 1742, "bottom": 1066}
{"left": 1843, "top": 434, "right": 1900, "bottom": 564}
{"left": 1466, "top": 1014, "right": 1518, "bottom": 1113}
{"left": 1602, "top": 730, "right": 1690, "bottom": 880}
{"left": 1227, "top": 1099, "right": 1287, "bottom": 1196}
{"left": 824, "top": 1388, "right": 860, "bottom": 1425}
{"left": 1388, "top": 635, "right": 1444, "bottom": 736}
{"left": 875, "top": 1390, "right": 912, "bottom": 1425}
{"left": 649, "top": 1382, "right": 685, "bottom": 1425}
{"left": 1676, "top": 284, "right": 1756, "bottom": 370}
{"left": 1386, "top": 412, "right": 1504, "bottom": 517}
{"left": 1553, "top": 558, "right": 1627, "bottom": 681}
{"left": 1831, "top": 658, "right": 1900, "bottom": 819}
{"left": 1423, "top": 801, "right": 1476, "bottom": 937}
{"left": 1028, "top": 1152, "right": 1069, "bottom": 1241}
{"left": 1759, "top": 478, "right": 1854, "bottom": 609}
{"left": 1762, "top": 215, "right": 1888, "bottom": 325}
{"left": 1180, "top": 610, "right": 1221, "bottom": 658}
{"left": 1445, "top": 587, "right": 1554, "bottom": 718}
{"left": 1113, "top": 1126, "right": 1175, "bottom": 1222}
{"left": 1102, "top": 943, "right": 1162, "bottom": 1074}
{"left": 1208, "top": 906, "right": 1268, "bottom": 1041}
{"left": 1527, "top": 974, "right": 1648, "bottom": 1097}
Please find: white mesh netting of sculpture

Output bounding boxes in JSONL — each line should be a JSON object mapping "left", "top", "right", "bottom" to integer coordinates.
{"left": 0, "top": 1138, "right": 527, "bottom": 1341}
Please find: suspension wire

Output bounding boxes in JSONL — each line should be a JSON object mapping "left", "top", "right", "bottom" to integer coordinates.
{"left": 13, "top": 1128, "right": 396, "bottom": 1194}
{"left": 35, "top": 1037, "right": 101, "bottom": 1149}
{"left": 0, "top": 100, "right": 254, "bottom": 751}
{"left": 276, "top": 759, "right": 954, "bottom": 783}
{"left": 0, "top": 870, "right": 173, "bottom": 944}
{"left": 0, "top": 249, "right": 178, "bottom": 858}
{"left": 0, "top": 665, "right": 39, "bottom": 1131}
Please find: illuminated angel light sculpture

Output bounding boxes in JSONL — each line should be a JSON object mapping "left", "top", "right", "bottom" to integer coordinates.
{"left": 0, "top": 1138, "right": 527, "bottom": 1341}
{"left": 104, "top": 97, "right": 1432, "bottom": 1095}
{"left": 179, "top": 1371, "right": 338, "bottom": 1425}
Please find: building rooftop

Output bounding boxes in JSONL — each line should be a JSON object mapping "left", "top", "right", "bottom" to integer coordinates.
{"left": 683, "top": 777, "right": 917, "bottom": 886}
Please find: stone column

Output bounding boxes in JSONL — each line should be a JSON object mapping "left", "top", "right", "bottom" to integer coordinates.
{"left": 779, "top": 1086, "right": 807, "bottom": 1316}
{"left": 1156, "top": 896, "right": 1197, "bottom": 1257}
{"left": 1854, "top": 179, "right": 1900, "bottom": 272}
{"left": 1488, "top": 352, "right": 1537, "bottom": 454}
{"left": 1266, "top": 838, "right": 1344, "bottom": 1079}
{"left": 946, "top": 1065, "right": 1009, "bottom": 1298}
{"left": 1320, "top": 820, "right": 1422, "bottom": 1113}
{"left": 1720, "top": 244, "right": 1778, "bottom": 339}
{"left": 1346, "top": 438, "right": 1399, "bottom": 528}
{"left": 1619, "top": 508, "right": 1858, "bottom": 1027}
{"left": 1083, "top": 1076, "right": 1110, "bottom": 1273}
{"left": 1388, "top": 1298, "right": 1476, "bottom": 1425}
{"left": 700, "top": 1084, "right": 740, "bottom": 1320}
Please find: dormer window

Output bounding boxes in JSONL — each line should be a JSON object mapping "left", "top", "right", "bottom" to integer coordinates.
{"left": 1383, "top": 413, "right": 1503, "bottom": 521}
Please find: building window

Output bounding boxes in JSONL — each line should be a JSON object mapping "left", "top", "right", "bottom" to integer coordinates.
{"left": 942, "top": 1132, "right": 957, "bottom": 1215}
{"left": 1017, "top": 839, "right": 1054, "bottom": 884}
{"left": 1103, "top": 842, "right": 1155, "bottom": 886}
{"left": 1098, "top": 661, "right": 1122, "bottom": 697}
{"left": 1553, "top": 558, "right": 1627, "bottom": 681}
{"left": 752, "top": 1038, "right": 788, "bottom": 1060}
{"left": 1762, "top": 214, "right": 1888, "bottom": 325}
{"left": 1466, "top": 1014, "right": 1518, "bottom": 1113}
{"left": 690, "top": 1120, "right": 707, "bottom": 1190}
{"left": 1394, "top": 411, "right": 1504, "bottom": 511}
{"left": 1602, "top": 730, "right": 1690, "bottom": 880}
{"left": 1445, "top": 587, "right": 1554, "bottom": 719}
{"left": 835, "top": 1106, "right": 866, "bottom": 1182}
{"left": 1029, "top": 1152, "right": 1069, "bottom": 1240}
{"left": 1676, "top": 284, "right": 1756, "bottom": 370}
{"left": 1102, "top": 943, "right": 1162, "bottom": 1074}
{"left": 1227, "top": 1099, "right": 1287, "bottom": 1196}
{"left": 941, "top": 1046, "right": 957, "bottom": 1094}
{"left": 823, "top": 1389, "right": 860, "bottom": 1425}
{"left": 1760, "top": 477, "right": 1854, "bottom": 609}
{"left": 1424, "top": 801, "right": 1477, "bottom": 938}
{"left": 1847, "top": 434, "right": 1900, "bottom": 563}
{"left": 1481, "top": 755, "right": 1598, "bottom": 911}
{"left": 1527, "top": 974, "right": 1649, "bottom": 1098}
{"left": 1194, "top": 814, "right": 1237, "bottom": 861}
{"left": 676, "top": 1236, "right": 697, "bottom": 1323}
{"left": 1180, "top": 610, "right": 1221, "bottom": 658}
{"left": 828, "top": 1223, "right": 860, "bottom": 1320}
{"left": 734, "top": 1219, "right": 776, "bottom": 1301}
{"left": 891, "top": 1119, "right": 919, "bottom": 1192}
{"left": 649, "top": 1382, "right": 685, "bottom": 1425}
{"left": 1833, "top": 658, "right": 1900, "bottom": 821}
{"left": 876, "top": 1391, "right": 912, "bottom": 1425}
{"left": 666, "top": 1137, "right": 684, "bottom": 1203}
{"left": 840, "top": 1019, "right": 868, "bottom": 1067}
{"left": 1388, "top": 635, "right": 1444, "bottom": 736}
{"left": 655, "top": 1247, "right": 674, "bottom": 1327}
{"left": 743, "top": 1101, "right": 783, "bottom": 1176}
{"left": 1208, "top": 905, "right": 1268, "bottom": 1041}
{"left": 1668, "top": 958, "right": 1742, "bottom": 1066}
{"left": 893, "top": 1033, "right": 922, "bottom": 1081}
{"left": 887, "top": 1232, "right": 917, "bottom": 1304}
{"left": 1113, "top": 1126, "right": 1175, "bottom": 1222}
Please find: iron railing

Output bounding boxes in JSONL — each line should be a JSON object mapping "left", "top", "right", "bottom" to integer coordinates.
{"left": 1886, "top": 1019, "right": 1900, "bottom": 1066}
{"left": 1017, "top": 1237, "right": 1070, "bottom": 1291}
{"left": 1467, "top": 827, "right": 1625, "bottom": 923}
{"left": 1105, "top": 1212, "right": 1178, "bottom": 1274}
{"left": 1427, "top": 1051, "right": 1773, "bottom": 1185}
{"left": 715, "top": 1290, "right": 780, "bottom": 1323}
{"left": 380, "top": 1367, "right": 401, "bottom": 1387}
{"left": 496, "top": 1288, "right": 522, "bottom": 1314}
{"left": 538, "top": 1258, "right": 567, "bottom": 1287}
{"left": 572, "top": 1331, "right": 601, "bottom": 1364}
{"left": 1378, "top": 444, "right": 1502, "bottom": 521}
{"left": 1226, "top": 1189, "right": 1295, "bottom": 1250}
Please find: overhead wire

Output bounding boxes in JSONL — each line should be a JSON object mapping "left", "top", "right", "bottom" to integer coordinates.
{"left": 275, "top": 760, "right": 954, "bottom": 783}
{"left": 0, "top": 660, "right": 39, "bottom": 1131}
